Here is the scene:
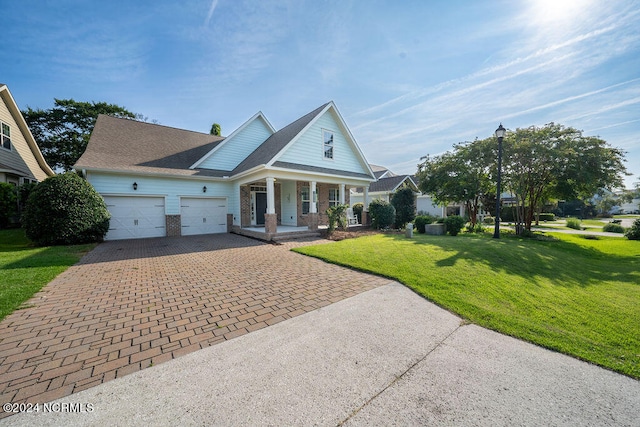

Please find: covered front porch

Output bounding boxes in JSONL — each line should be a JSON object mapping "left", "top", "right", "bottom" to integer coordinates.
{"left": 234, "top": 175, "right": 371, "bottom": 241}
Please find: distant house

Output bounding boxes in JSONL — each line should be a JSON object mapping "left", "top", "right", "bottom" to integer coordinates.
{"left": 74, "top": 102, "right": 376, "bottom": 240}
{"left": 0, "top": 84, "right": 54, "bottom": 185}
{"left": 351, "top": 165, "right": 465, "bottom": 218}
{"left": 350, "top": 172, "right": 418, "bottom": 204}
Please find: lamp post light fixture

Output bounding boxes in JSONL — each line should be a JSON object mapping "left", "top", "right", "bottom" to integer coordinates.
{"left": 493, "top": 123, "right": 506, "bottom": 239}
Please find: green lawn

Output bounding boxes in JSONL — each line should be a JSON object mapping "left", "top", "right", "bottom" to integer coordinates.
{"left": 294, "top": 232, "right": 640, "bottom": 378}
{"left": 0, "top": 229, "right": 95, "bottom": 321}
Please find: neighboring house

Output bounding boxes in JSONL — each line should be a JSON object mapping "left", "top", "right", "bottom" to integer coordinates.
{"left": 370, "top": 164, "right": 397, "bottom": 180}
{"left": 350, "top": 173, "right": 418, "bottom": 205}
{"left": 74, "top": 101, "right": 376, "bottom": 240}
{"left": 351, "top": 165, "right": 465, "bottom": 218}
{"left": 0, "top": 84, "right": 54, "bottom": 185}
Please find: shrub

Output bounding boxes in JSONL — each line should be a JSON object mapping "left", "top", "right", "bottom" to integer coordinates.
{"left": 466, "top": 223, "right": 486, "bottom": 233}
{"left": 414, "top": 214, "right": 436, "bottom": 233}
{"left": 625, "top": 219, "right": 640, "bottom": 240}
{"left": 390, "top": 187, "right": 416, "bottom": 229}
{"left": 0, "top": 183, "right": 17, "bottom": 229}
{"left": 352, "top": 202, "right": 363, "bottom": 224}
{"left": 483, "top": 216, "right": 495, "bottom": 224}
{"left": 566, "top": 218, "right": 582, "bottom": 230}
{"left": 17, "top": 182, "right": 38, "bottom": 214}
{"left": 444, "top": 215, "right": 466, "bottom": 236}
{"left": 602, "top": 223, "right": 625, "bottom": 234}
{"left": 538, "top": 213, "right": 555, "bottom": 222}
{"left": 369, "top": 199, "right": 395, "bottom": 229}
{"left": 326, "top": 204, "right": 348, "bottom": 233}
{"left": 22, "top": 173, "right": 110, "bottom": 245}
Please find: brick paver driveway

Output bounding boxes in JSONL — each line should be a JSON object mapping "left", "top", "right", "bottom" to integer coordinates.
{"left": 0, "top": 234, "right": 388, "bottom": 415}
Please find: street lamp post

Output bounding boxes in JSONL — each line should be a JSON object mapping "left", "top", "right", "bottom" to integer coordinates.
{"left": 493, "top": 124, "right": 506, "bottom": 239}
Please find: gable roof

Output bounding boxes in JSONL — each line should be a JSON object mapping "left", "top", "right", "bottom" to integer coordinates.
{"left": 356, "top": 174, "right": 418, "bottom": 193}
{"left": 232, "top": 102, "right": 375, "bottom": 181}
{"left": 369, "top": 164, "right": 396, "bottom": 179}
{"left": 75, "top": 115, "right": 226, "bottom": 177}
{"left": 231, "top": 102, "right": 331, "bottom": 175}
{"left": 190, "top": 111, "right": 276, "bottom": 169}
{"left": 76, "top": 102, "right": 375, "bottom": 182}
{"left": 0, "top": 84, "right": 55, "bottom": 180}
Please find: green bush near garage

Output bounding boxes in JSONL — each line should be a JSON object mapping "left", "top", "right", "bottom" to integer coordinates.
{"left": 22, "top": 173, "right": 111, "bottom": 245}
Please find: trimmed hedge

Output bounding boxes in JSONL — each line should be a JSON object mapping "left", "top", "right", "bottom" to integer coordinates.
{"left": 603, "top": 223, "right": 625, "bottom": 233}
{"left": 444, "top": 215, "right": 466, "bottom": 236}
{"left": 538, "top": 213, "right": 555, "bottom": 222}
{"left": 566, "top": 218, "right": 582, "bottom": 230}
{"left": 0, "top": 183, "right": 17, "bottom": 229}
{"left": 369, "top": 199, "right": 395, "bottom": 229}
{"left": 22, "top": 173, "right": 110, "bottom": 245}
{"left": 625, "top": 219, "right": 640, "bottom": 240}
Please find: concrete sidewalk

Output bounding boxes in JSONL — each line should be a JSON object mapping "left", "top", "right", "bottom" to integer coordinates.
{"left": 5, "top": 283, "right": 639, "bottom": 426}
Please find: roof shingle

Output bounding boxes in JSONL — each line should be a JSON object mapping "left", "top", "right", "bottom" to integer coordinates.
{"left": 74, "top": 115, "right": 225, "bottom": 176}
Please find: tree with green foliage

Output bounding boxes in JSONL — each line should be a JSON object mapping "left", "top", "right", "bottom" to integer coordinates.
{"left": 418, "top": 123, "right": 628, "bottom": 233}
{"left": 503, "top": 123, "right": 627, "bottom": 231}
{"left": 22, "top": 173, "right": 110, "bottom": 245}
{"left": 0, "top": 183, "right": 17, "bottom": 228}
{"left": 416, "top": 138, "right": 494, "bottom": 227}
{"left": 390, "top": 186, "right": 416, "bottom": 228}
{"left": 210, "top": 123, "right": 221, "bottom": 136}
{"left": 22, "top": 99, "right": 137, "bottom": 171}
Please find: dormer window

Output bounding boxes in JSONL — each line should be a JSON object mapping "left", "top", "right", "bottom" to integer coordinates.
{"left": 323, "top": 130, "right": 334, "bottom": 160}
{"left": 1, "top": 123, "right": 11, "bottom": 150}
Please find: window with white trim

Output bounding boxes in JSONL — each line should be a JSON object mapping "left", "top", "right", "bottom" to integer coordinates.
{"left": 301, "top": 186, "right": 310, "bottom": 214}
{"left": 329, "top": 188, "right": 339, "bottom": 207}
{"left": 1, "top": 123, "right": 11, "bottom": 150}
{"left": 323, "top": 130, "right": 334, "bottom": 160}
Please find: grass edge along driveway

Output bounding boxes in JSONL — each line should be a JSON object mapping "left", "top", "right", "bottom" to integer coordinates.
{"left": 293, "top": 232, "right": 640, "bottom": 379}
{"left": 0, "top": 229, "right": 95, "bottom": 321}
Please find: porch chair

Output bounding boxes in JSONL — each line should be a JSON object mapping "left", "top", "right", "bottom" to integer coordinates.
{"left": 346, "top": 208, "right": 359, "bottom": 226}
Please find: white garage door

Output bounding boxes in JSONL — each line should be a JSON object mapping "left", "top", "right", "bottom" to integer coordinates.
{"left": 103, "top": 196, "right": 166, "bottom": 240}
{"left": 181, "top": 197, "right": 227, "bottom": 236}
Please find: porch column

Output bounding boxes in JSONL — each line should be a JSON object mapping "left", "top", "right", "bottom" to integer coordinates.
{"left": 362, "top": 186, "right": 370, "bottom": 225}
{"left": 265, "top": 177, "right": 277, "bottom": 237}
{"left": 308, "top": 181, "right": 318, "bottom": 230}
{"left": 340, "top": 184, "right": 345, "bottom": 205}
{"left": 310, "top": 181, "right": 317, "bottom": 213}
{"left": 266, "top": 177, "right": 276, "bottom": 214}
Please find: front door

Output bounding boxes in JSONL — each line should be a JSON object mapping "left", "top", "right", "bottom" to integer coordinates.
{"left": 256, "top": 192, "right": 267, "bottom": 225}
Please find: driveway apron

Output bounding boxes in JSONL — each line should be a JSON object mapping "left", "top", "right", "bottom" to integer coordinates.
{"left": 0, "top": 234, "right": 389, "bottom": 417}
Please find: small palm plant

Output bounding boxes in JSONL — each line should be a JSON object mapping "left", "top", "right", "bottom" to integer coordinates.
{"left": 326, "top": 204, "right": 349, "bottom": 233}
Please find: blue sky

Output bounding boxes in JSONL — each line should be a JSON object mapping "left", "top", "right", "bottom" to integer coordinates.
{"left": 2, "top": 0, "right": 639, "bottom": 188}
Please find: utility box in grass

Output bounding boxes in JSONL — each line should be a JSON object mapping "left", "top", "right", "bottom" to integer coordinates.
{"left": 425, "top": 224, "right": 446, "bottom": 235}
{"left": 405, "top": 223, "right": 414, "bottom": 238}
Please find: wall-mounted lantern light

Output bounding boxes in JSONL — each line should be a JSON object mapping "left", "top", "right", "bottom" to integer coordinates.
{"left": 203, "top": 186, "right": 207, "bottom": 193}
{"left": 133, "top": 182, "right": 138, "bottom": 190}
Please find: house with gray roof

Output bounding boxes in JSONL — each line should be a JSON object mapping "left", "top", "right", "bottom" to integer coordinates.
{"left": 74, "top": 102, "right": 376, "bottom": 240}
{"left": 0, "top": 84, "right": 54, "bottom": 185}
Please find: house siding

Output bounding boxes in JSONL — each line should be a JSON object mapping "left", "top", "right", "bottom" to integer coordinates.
{"left": 280, "top": 180, "right": 297, "bottom": 226}
{"left": 198, "top": 117, "right": 273, "bottom": 171}
{"left": 277, "top": 110, "right": 369, "bottom": 176}
{"left": 87, "top": 172, "right": 237, "bottom": 219}
{"left": 0, "top": 96, "right": 48, "bottom": 182}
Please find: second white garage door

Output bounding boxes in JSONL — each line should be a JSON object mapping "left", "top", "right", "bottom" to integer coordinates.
{"left": 180, "top": 197, "right": 227, "bottom": 236}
